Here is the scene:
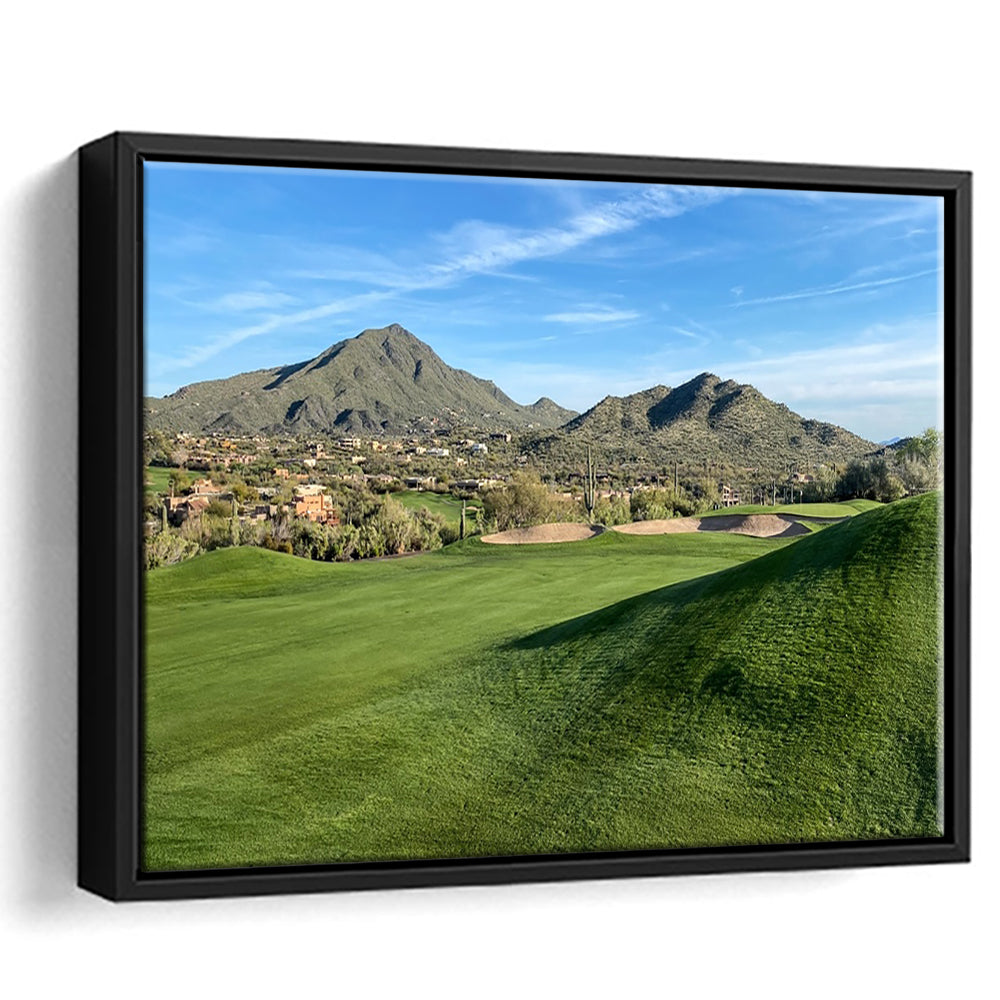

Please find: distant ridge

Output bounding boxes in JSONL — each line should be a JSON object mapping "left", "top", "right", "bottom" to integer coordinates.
{"left": 529, "top": 372, "right": 876, "bottom": 469}
{"left": 145, "top": 324, "right": 578, "bottom": 435}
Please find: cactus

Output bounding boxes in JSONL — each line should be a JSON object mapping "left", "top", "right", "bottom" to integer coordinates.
{"left": 460, "top": 499, "right": 467, "bottom": 540}
{"left": 160, "top": 502, "right": 168, "bottom": 533}
{"left": 584, "top": 445, "right": 597, "bottom": 522}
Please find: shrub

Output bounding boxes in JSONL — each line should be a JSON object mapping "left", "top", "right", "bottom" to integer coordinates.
{"left": 144, "top": 531, "right": 200, "bottom": 570}
{"left": 481, "top": 472, "right": 554, "bottom": 531}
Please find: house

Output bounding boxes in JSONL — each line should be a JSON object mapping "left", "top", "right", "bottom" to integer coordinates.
{"left": 453, "top": 477, "right": 503, "bottom": 491}
{"left": 404, "top": 476, "right": 437, "bottom": 490}
{"left": 719, "top": 483, "right": 741, "bottom": 507}
{"left": 247, "top": 503, "right": 279, "bottom": 522}
{"left": 490, "top": 432, "right": 512, "bottom": 443}
{"left": 166, "top": 493, "right": 214, "bottom": 526}
{"left": 191, "top": 478, "right": 221, "bottom": 495}
{"left": 469, "top": 442, "right": 489, "bottom": 455}
{"left": 272, "top": 467, "right": 290, "bottom": 480}
{"left": 291, "top": 485, "right": 338, "bottom": 524}
{"left": 338, "top": 437, "right": 362, "bottom": 450}
{"left": 426, "top": 447, "right": 450, "bottom": 458}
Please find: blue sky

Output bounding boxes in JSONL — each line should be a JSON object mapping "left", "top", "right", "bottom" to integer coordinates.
{"left": 144, "top": 162, "right": 944, "bottom": 441}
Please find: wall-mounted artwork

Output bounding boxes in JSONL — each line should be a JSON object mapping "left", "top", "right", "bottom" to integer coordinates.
{"left": 78, "top": 133, "right": 970, "bottom": 899}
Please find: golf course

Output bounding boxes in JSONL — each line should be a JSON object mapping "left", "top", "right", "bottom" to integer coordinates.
{"left": 143, "top": 492, "right": 942, "bottom": 871}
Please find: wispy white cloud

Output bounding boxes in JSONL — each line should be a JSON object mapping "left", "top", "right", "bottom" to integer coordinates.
{"left": 208, "top": 290, "right": 298, "bottom": 311}
{"left": 846, "top": 250, "right": 940, "bottom": 281}
{"left": 789, "top": 202, "right": 940, "bottom": 248}
{"left": 733, "top": 268, "right": 940, "bottom": 308}
{"left": 157, "top": 290, "right": 397, "bottom": 375}
{"left": 152, "top": 184, "right": 732, "bottom": 379}
{"left": 426, "top": 185, "right": 728, "bottom": 280}
{"left": 545, "top": 309, "right": 640, "bottom": 324}
{"left": 633, "top": 317, "right": 943, "bottom": 440}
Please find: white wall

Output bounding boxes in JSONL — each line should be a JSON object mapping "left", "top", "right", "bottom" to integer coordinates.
{"left": 1, "top": 2, "right": 993, "bottom": 995}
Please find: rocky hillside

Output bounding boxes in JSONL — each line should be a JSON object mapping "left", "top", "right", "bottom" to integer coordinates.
{"left": 529, "top": 373, "right": 875, "bottom": 470}
{"left": 145, "top": 324, "right": 577, "bottom": 435}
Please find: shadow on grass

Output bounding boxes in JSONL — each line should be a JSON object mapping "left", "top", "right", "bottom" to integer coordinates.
{"left": 504, "top": 504, "right": 906, "bottom": 654}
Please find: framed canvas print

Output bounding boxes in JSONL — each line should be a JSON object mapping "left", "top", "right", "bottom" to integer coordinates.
{"left": 78, "top": 132, "right": 970, "bottom": 900}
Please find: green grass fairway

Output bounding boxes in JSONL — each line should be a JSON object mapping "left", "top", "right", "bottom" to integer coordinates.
{"left": 144, "top": 494, "right": 941, "bottom": 870}
{"left": 701, "top": 500, "right": 881, "bottom": 519}
{"left": 393, "top": 489, "right": 481, "bottom": 527}
{"left": 145, "top": 465, "right": 177, "bottom": 494}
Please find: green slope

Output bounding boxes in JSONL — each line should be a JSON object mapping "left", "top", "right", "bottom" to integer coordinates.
{"left": 143, "top": 494, "right": 941, "bottom": 870}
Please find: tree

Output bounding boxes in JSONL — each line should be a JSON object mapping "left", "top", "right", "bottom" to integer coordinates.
{"left": 168, "top": 469, "right": 190, "bottom": 495}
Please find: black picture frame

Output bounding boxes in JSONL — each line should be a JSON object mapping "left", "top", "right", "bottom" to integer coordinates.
{"left": 78, "top": 131, "right": 971, "bottom": 901}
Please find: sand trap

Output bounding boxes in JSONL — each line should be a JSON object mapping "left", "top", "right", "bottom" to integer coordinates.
{"left": 613, "top": 513, "right": 809, "bottom": 539}
{"left": 480, "top": 523, "right": 603, "bottom": 545}
{"left": 613, "top": 517, "right": 702, "bottom": 535}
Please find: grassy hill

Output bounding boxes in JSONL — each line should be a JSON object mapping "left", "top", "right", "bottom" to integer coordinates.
{"left": 144, "top": 323, "right": 577, "bottom": 436}
{"left": 528, "top": 372, "right": 876, "bottom": 473}
{"left": 143, "top": 493, "right": 941, "bottom": 870}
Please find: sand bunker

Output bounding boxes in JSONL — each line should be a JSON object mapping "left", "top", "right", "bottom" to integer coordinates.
{"left": 612, "top": 518, "right": 701, "bottom": 535}
{"left": 613, "top": 513, "right": 810, "bottom": 539}
{"left": 482, "top": 513, "right": 811, "bottom": 545}
{"left": 480, "top": 523, "right": 603, "bottom": 545}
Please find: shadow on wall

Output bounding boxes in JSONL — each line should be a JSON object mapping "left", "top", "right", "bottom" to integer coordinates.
{"left": 14, "top": 153, "right": 79, "bottom": 911}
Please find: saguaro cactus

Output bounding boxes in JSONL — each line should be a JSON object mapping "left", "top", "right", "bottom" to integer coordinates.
{"left": 584, "top": 445, "right": 597, "bottom": 522}
{"left": 460, "top": 499, "right": 467, "bottom": 540}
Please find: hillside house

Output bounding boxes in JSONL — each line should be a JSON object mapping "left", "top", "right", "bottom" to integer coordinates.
{"left": 166, "top": 494, "right": 213, "bottom": 526}
{"left": 191, "top": 478, "right": 221, "bottom": 495}
{"left": 719, "top": 483, "right": 741, "bottom": 507}
{"left": 247, "top": 503, "right": 278, "bottom": 522}
{"left": 291, "top": 486, "right": 337, "bottom": 524}
{"left": 454, "top": 477, "right": 502, "bottom": 491}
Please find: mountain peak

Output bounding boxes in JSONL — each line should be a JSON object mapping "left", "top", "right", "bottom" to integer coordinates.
{"left": 550, "top": 372, "right": 875, "bottom": 470}
{"left": 360, "top": 322, "right": 414, "bottom": 339}
{"left": 146, "top": 323, "right": 575, "bottom": 435}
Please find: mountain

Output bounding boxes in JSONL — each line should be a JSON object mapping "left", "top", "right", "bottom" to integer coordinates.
{"left": 528, "top": 372, "right": 876, "bottom": 470}
{"left": 144, "top": 324, "right": 577, "bottom": 435}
